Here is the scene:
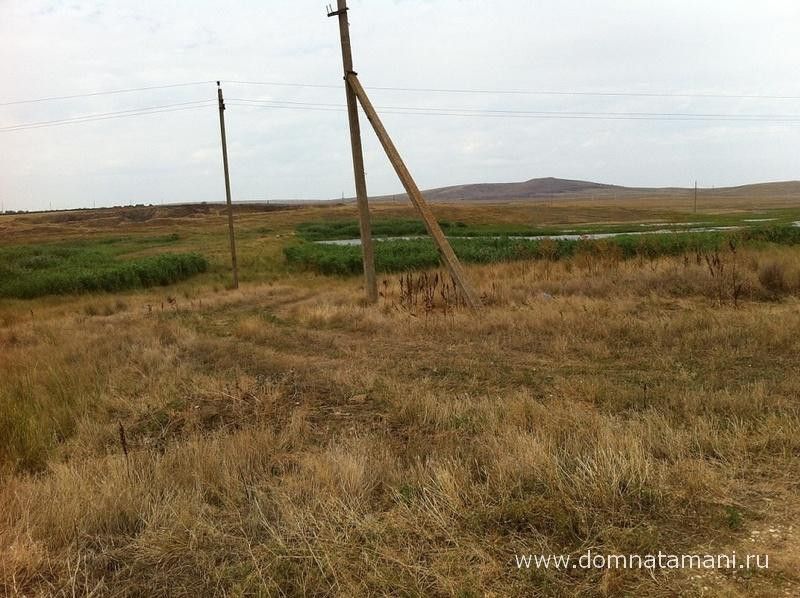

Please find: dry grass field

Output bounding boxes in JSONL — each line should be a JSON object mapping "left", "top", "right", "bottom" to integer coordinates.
{"left": 1, "top": 197, "right": 800, "bottom": 596}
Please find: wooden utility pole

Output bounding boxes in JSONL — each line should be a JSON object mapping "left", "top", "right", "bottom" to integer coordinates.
{"left": 328, "top": 1, "right": 481, "bottom": 308}
{"left": 217, "top": 81, "right": 239, "bottom": 289}
{"left": 694, "top": 180, "right": 698, "bottom": 213}
{"left": 328, "top": 0, "right": 378, "bottom": 303}
{"left": 346, "top": 74, "right": 481, "bottom": 308}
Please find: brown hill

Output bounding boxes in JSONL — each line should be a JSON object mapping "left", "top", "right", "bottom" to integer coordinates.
{"left": 367, "top": 177, "right": 800, "bottom": 202}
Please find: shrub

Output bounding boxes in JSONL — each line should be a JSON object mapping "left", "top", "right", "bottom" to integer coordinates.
{"left": 758, "top": 261, "right": 789, "bottom": 295}
{"left": 0, "top": 242, "right": 208, "bottom": 299}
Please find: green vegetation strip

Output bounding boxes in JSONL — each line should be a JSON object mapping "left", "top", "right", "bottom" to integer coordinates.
{"left": 0, "top": 238, "right": 207, "bottom": 299}
{"left": 295, "top": 218, "right": 575, "bottom": 240}
{"left": 285, "top": 225, "right": 800, "bottom": 276}
{"left": 295, "top": 213, "right": 800, "bottom": 242}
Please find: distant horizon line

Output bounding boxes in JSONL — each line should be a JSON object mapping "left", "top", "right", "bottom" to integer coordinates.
{"left": 3, "top": 176, "right": 799, "bottom": 214}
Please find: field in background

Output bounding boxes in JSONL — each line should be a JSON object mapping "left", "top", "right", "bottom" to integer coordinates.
{"left": 1, "top": 195, "right": 800, "bottom": 596}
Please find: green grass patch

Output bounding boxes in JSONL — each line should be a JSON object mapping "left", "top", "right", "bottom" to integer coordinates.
{"left": 0, "top": 237, "right": 208, "bottom": 299}
{"left": 296, "top": 218, "right": 570, "bottom": 241}
{"left": 296, "top": 211, "right": 800, "bottom": 243}
{"left": 297, "top": 218, "right": 446, "bottom": 241}
{"left": 285, "top": 225, "right": 800, "bottom": 275}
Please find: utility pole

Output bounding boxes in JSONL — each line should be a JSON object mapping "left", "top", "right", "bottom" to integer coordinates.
{"left": 329, "top": 1, "right": 481, "bottom": 308}
{"left": 217, "top": 81, "right": 239, "bottom": 289}
{"left": 346, "top": 74, "right": 481, "bottom": 308}
{"left": 694, "top": 180, "right": 698, "bottom": 213}
{"left": 329, "top": 0, "right": 378, "bottom": 303}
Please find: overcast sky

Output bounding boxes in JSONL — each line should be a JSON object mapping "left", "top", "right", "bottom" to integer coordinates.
{"left": 1, "top": 0, "right": 799, "bottom": 211}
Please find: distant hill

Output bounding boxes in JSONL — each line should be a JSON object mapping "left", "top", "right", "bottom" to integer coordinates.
{"left": 366, "top": 177, "right": 800, "bottom": 203}
{"left": 413, "top": 177, "right": 621, "bottom": 201}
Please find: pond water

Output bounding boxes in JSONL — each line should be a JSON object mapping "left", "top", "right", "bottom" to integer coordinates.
{"left": 317, "top": 226, "right": 743, "bottom": 246}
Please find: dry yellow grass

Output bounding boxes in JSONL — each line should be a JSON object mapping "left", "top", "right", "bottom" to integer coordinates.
{"left": 1, "top": 202, "right": 800, "bottom": 596}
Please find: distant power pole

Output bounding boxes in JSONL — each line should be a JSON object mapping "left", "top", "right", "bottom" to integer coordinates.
{"left": 330, "top": 0, "right": 378, "bottom": 303}
{"left": 217, "top": 81, "right": 239, "bottom": 289}
{"left": 694, "top": 180, "right": 698, "bottom": 213}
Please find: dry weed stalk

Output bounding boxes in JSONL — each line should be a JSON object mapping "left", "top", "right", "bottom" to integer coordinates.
{"left": 701, "top": 239, "right": 746, "bottom": 306}
{"left": 118, "top": 421, "right": 131, "bottom": 480}
{"left": 397, "top": 271, "right": 466, "bottom": 316}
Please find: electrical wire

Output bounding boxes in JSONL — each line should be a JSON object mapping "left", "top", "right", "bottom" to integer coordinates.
{"left": 225, "top": 80, "right": 340, "bottom": 90}
{"left": 0, "top": 81, "right": 216, "bottom": 107}
{"left": 5, "top": 79, "right": 800, "bottom": 107}
{"left": 229, "top": 97, "right": 800, "bottom": 119}
{"left": 0, "top": 101, "right": 215, "bottom": 132}
{"left": 5, "top": 94, "right": 800, "bottom": 134}
{"left": 224, "top": 80, "right": 800, "bottom": 101}
{"left": 226, "top": 99, "right": 800, "bottom": 123}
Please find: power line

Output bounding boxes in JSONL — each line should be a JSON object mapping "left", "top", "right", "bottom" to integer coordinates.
{"left": 5, "top": 96, "right": 800, "bottom": 133}
{"left": 228, "top": 103, "right": 800, "bottom": 123}
{"left": 5, "top": 79, "right": 800, "bottom": 107}
{"left": 0, "top": 106, "right": 212, "bottom": 132}
{"left": 227, "top": 102, "right": 341, "bottom": 113}
{"left": 226, "top": 80, "right": 341, "bottom": 90}
{"left": 0, "top": 101, "right": 215, "bottom": 132}
{"left": 0, "top": 81, "right": 216, "bottom": 106}
{"left": 224, "top": 80, "right": 800, "bottom": 101}
{"left": 3, "top": 100, "right": 213, "bottom": 128}
{"left": 370, "top": 87, "right": 800, "bottom": 101}
{"left": 226, "top": 98, "right": 800, "bottom": 123}
{"left": 229, "top": 97, "right": 800, "bottom": 119}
